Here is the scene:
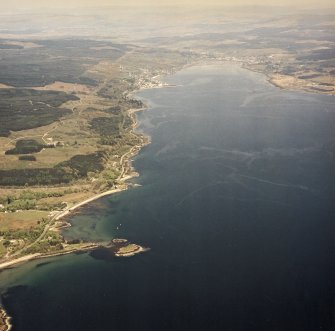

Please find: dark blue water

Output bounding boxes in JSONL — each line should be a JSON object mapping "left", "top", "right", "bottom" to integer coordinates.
{"left": 1, "top": 65, "right": 335, "bottom": 331}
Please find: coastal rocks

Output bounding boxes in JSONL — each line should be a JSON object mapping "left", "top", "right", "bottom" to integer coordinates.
{"left": 112, "top": 239, "right": 149, "bottom": 257}
{"left": 89, "top": 239, "right": 149, "bottom": 261}
{"left": 0, "top": 307, "right": 12, "bottom": 330}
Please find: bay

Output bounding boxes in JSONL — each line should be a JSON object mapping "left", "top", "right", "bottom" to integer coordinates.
{"left": 1, "top": 64, "right": 334, "bottom": 331}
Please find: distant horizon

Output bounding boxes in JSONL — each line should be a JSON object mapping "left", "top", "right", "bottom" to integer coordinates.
{"left": 1, "top": 0, "right": 335, "bottom": 12}
{"left": 1, "top": 3, "right": 335, "bottom": 16}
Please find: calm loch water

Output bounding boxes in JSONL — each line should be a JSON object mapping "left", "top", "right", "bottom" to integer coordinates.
{"left": 1, "top": 65, "right": 335, "bottom": 331}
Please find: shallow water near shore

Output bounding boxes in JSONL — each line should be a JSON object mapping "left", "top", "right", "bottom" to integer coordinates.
{"left": 1, "top": 64, "right": 335, "bottom": 330}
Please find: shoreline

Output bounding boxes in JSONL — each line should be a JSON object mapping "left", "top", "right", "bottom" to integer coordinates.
{"left": 185, "top": 59, "right": 335, "bottom": 96}
{"left": 239, "top": 62, "right": 335, "bottom": 96}
{"left": 0, "top": 60, "right": 331, "bottom": 268}
{"left": 115, "top": 245, "right": 150, "bottom": 257}
{"left": 54, "top": 187, "right": 127, "bottom": 221}
{"left": 0, "top": 60, "right": 333, "bottom": 330}
{"left": 0, "top": 79, "right": 155, "bottom": 272}
{"left": 0, "top": 307, "right": 12, "bottom": 331}
{"left": 0, "top": 61, "right": 331, "bottom": 271}
{"left": 0, "top": 243, "right": 102, "bottom": 270}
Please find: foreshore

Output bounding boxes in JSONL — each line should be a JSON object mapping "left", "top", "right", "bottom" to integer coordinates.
{"left": 54, "top": 187, "right": 127, "bottom": 221}
{"left": 0, "top": 243, "right": 101, "bottom": 270}
{"left": 0, "top": 307, "right": 11, "bottom": 331}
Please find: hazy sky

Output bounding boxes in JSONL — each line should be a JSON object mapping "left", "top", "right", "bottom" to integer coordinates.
{"left": 2, "top": 0, "right": 335, "bottom": 10}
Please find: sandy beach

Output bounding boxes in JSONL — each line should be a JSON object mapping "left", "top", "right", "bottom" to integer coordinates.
{"left": 0, "top": 243, "right": 103, "bottom": 271}
{"left": 0, "top": 254, "right": 41, "bottom": 270}
{"left": 54, "top": 187, "right": 126, "bottom": 221}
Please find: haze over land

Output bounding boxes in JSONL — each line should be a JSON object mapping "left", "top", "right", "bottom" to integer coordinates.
{"left": 2, "top": 0, "right": 335, "bottom": 10}
{"left": 0, "top": 1, "right": 334, "bottom": 330}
